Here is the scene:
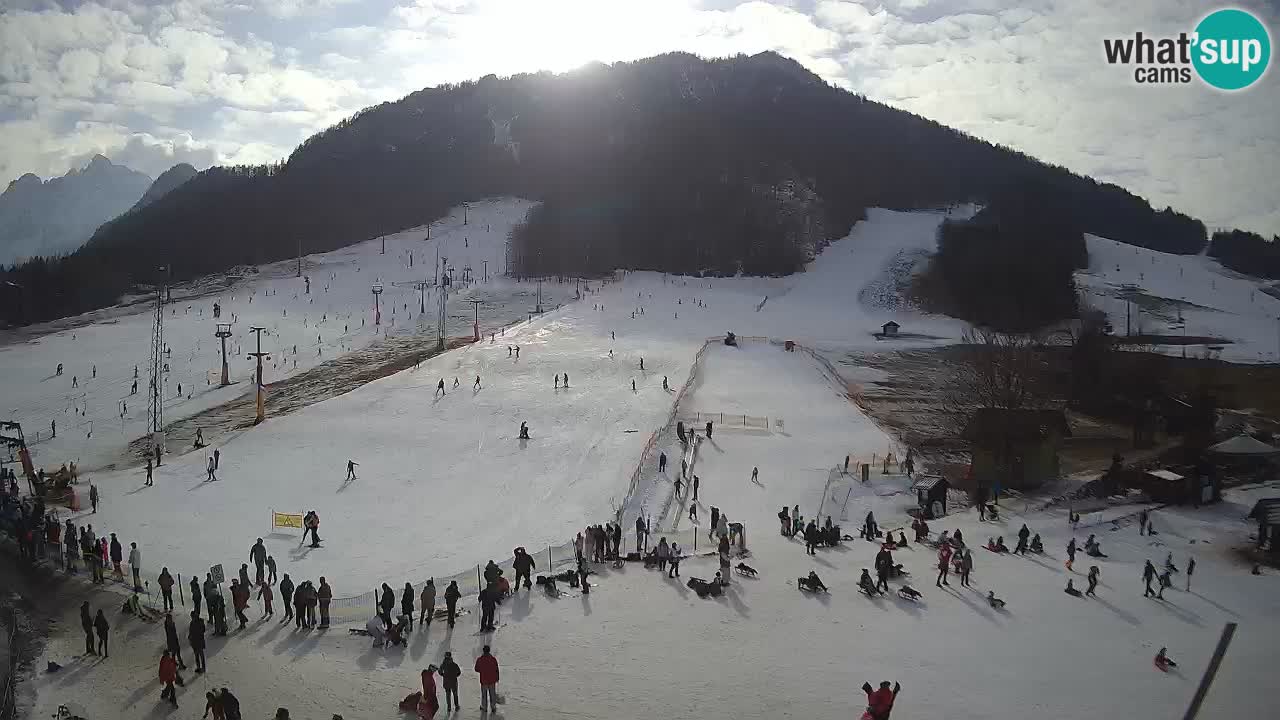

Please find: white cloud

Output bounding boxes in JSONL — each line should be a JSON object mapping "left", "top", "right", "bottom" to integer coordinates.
{"left": 0, "top": 0, "right": 1274, "bottom": 238}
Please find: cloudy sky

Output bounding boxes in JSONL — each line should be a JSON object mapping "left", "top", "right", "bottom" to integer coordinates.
{"left": 1, "top": 0, "right": 1276, "bottom": 236}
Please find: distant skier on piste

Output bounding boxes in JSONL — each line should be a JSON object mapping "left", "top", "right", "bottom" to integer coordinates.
{"left": 346, "top": 460, "right": 358, "bottom": 481}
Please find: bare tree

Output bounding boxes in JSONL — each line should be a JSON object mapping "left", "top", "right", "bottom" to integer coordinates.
{"left": 944, "top": 327, "right": 1047, "bottom": 423}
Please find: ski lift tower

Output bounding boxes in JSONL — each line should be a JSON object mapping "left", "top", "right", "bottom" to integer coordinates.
{"left": 147, "top": 266, "right": 167, "bottom": 457}
{"left": 436, "top": 262, "right": 451, "bottom": 351}
{"left": 372, "top": 283, "right": 384, "bottom": 326}
{"left": 247, "top": 327, "right": 270, "bottom": 424}
{"left": 468, "top": 299, "right": 483, "bottom": 342}
{"left": 215, "top": 323, "right": 233, "bottom": 386}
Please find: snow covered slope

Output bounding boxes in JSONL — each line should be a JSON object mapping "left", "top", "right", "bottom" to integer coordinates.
{"left": 29, "top": 340, "right": 1277, "bottom": 720}
{"left": 1076, "top": 234, "right": 1280, "bottom": 363}
{"left": 35, "top": 206, "right": 967, "bottom": 596}
{"left": 1, "top": 198, "right": 574, "bottom": 473}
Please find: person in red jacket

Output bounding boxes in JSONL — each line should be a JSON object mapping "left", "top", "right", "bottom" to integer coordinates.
{"left": 159, "top": 650, "right": 180, "bottom": 706}
{"left": 418, "top": 665, "right": 439, "bottom": 718}
{"left": 474, "top": 645, "right": 500, "bottom": 712}
{"left": 861, "top": 680, "right": 900, "bottom": 720}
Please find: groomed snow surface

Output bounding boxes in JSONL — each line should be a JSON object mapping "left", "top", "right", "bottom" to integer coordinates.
{"left": 1076, "top": 234, "right": 1280, "bottom": 363}
{"left": 26, "top": 341, "right": 1280, "bottom": 720}
{"left": 11, "top": 202, "right": 1280, "bottom": 718}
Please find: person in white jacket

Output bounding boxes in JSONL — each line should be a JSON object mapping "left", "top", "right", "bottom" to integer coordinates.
{"left": 128, "top": 542, "right": 142, "bottom": 591}
{"left": 366, "top": 615, "right": 387, "bottom": 648}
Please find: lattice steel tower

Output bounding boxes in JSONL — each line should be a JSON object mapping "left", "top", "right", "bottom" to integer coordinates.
{"left": 146, "top": 282, "right": 165, "bottom": 435}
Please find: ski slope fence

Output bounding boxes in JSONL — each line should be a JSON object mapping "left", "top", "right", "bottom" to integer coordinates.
{"left": 618, "top": 337, "right": 719, "bottom": 513}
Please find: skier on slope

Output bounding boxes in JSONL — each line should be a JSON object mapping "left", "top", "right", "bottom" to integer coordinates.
{"left": 436, "top": 379, "right": 446, "bottom": 397}
{"left": 519, "top": 421, "right": 530, "bottom": 440}
{"left": 474, "top": 375, "right": 482, "bottom": 390}
{"left": 346, "top": 460, "right": 358, "bottom": 481}
{"left": 1143, "top": 560, "right": 1157, "bottom": 597}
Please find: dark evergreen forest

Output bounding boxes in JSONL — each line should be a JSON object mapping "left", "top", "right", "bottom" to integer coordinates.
{"left": 2, "top": 52, "right": 1212, "bottom": 326}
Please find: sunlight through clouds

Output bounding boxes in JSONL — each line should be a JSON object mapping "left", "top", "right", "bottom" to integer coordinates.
{"left": 0, "top": 0, "right": 1275, "bottom": 235}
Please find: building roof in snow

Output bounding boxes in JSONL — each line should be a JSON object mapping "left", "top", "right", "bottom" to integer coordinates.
{"left": 1208, "top": 434, "right": 1280, "bottom": 456}
{"left": 1145, "top": 469, "right": 1185, "bottom": 483}
{"left": 910, "top": 474, "right": 947, "bottom": 492}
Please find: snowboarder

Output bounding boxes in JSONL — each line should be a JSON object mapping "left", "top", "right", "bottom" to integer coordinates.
{"left": 1143, "top": 560, "right": 1157, "bottom": 597}
{"left": 89, "top": 482, "right": 99, "bottom": 512}
{"left": 444, "top": 580, "right": 461, "bottom": 626}
{"left": 419, "top": 578, "right": 436, "bottom": 625}
{"left": 475, "top": 645, "right": 500, "bottom": 713}
{"left": 346, "top": 460, "right": 358, "bottom": 480}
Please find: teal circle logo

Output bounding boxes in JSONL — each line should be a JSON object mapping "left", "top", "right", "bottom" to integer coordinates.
{"left": 1192, "top": 8, "right": 1271, "bottom": 90}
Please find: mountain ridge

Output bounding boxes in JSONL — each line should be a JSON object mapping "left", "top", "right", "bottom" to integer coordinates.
{"left": 2, "top": 51, "right": 1210, "bottom": 325}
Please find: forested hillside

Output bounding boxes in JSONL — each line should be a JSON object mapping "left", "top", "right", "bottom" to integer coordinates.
{"left": 2, "top": 52, "right": 1208, "bottom": 326}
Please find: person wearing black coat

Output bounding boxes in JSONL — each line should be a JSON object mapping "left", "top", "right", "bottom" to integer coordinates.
{"left": 379, "top": 583, "right": 395, "bottom": 626}
{"left": 188, "top": 612, "right": 207, "bottom": 672}
{"left": 401, "top": 583, "right": 415, "bottom": 630}
{"left": 189, "top": 575, "right": 202, "bottom": 619}
{"left": 220, "top": 688, "right": 242, "bottom": 720}
{"left": 93, "top": 609, "right": 110, "bottom": 657}
{"left": 803, "top": 521, "right": 818, "bottom": 555}
{"left": 439, "top": 651, "right": 462, "bottom": 711}
{"left": 80, "top": 602, "right": 95, "bottom": 655}
{"left": 164, "top": 613, "right": 187, "bottom": 669}
{"left": 875, "top": 547, "right": 893, "bottom": 592}
{"left": 479, "top": 585, "right": 498, "bottom": 631}
{"left": 1016, "top": 524, "right": 1031, "bottom": 555}
{"left": 444, "top": 581, "right": 461, "bottom": 627}
{"left": 279, "top": 574, "right": 295, "bottom": 622}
